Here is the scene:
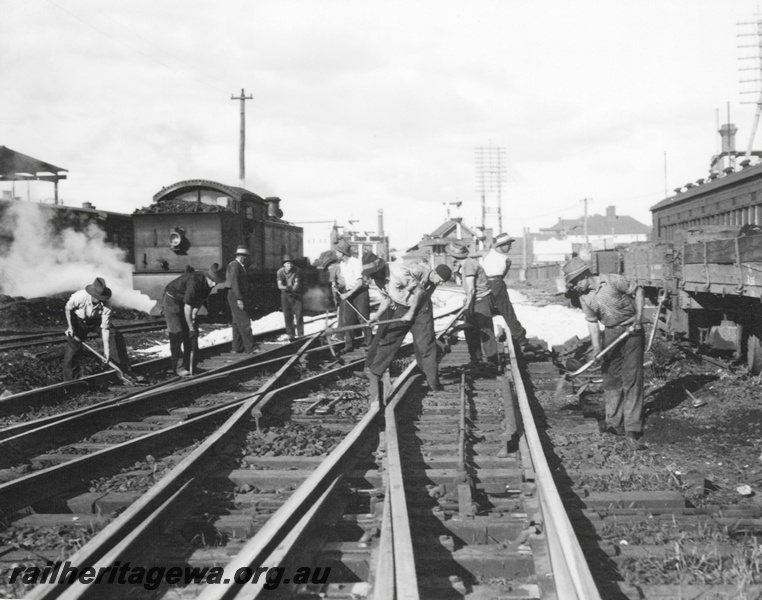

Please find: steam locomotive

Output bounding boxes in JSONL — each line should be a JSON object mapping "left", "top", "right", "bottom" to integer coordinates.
{"left": 132, "top": 180, "right": 304, "bottom": 315}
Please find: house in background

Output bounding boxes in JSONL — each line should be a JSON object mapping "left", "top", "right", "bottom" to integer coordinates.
{"left": 292, "top": 220, "right": 339, "bottom": 264}
{"left": 404, "top": 218, "right": 481, "bottom": 267}
{"left": 539, "top": 205, "right": 650, "bottom": 252}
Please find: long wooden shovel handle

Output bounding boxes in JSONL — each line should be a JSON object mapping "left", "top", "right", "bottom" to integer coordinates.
{"left": 71, "top": 334, "right": 134, "bottom": 385}
{"left": 567, "top": 327, "right": 634, "bottom": 378}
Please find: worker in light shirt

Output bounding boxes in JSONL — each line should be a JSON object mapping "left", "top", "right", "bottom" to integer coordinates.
{"left": 333, "top": 238, "right": 371, "bottom": 352}
{"left": 480, "top": 233, "right": 538, "bottom": 356}
{"left": 63, "top": 277, "right": 133, "bottom": 381}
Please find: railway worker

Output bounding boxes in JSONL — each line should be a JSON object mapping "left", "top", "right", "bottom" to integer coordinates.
{"left": 226, "top": 245, "right": 257, "bottom": 354}
{"left": 363, "top": 253, "right": 453, "bottom": 405}
{"left": 277, "top": 254, "right": 304, "bottom": 341}
{"left": 333, "top": 239, "right": 371, "bottom": 353}
{"left": 480, "top": 233, "right": 537, "bottom": 356}
{"left": 562, "top": 256, "right": 646, "bottom": 450}
{"left": 445, "top": 241, "right": 498, "bottom": 371}
{"left": 62, "top": 277, "right": 133, "bottom": 381}
{"left": 162, "top": 264, "right": 226, "bottom": 376}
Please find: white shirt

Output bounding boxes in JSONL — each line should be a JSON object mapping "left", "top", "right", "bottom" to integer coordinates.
{"left": 481, "top": 248, "right": 511, "bottom": 278}
{"left": 65, "top": 289, "right": 112, "bottom": 329}
{"left": 339, "top": 256, "right": 363, "bottom": 289}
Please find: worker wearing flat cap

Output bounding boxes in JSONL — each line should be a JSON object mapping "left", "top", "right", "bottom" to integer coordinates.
{"left": 563, "top": 256, "right": 646, "bottom": 449}
{"left": 480, "top": 233, "right": 538, "bottom": 356}
{"left": 226, "top": 245, "right": 256, "bottom": 353}
{"left": 277, "top": 254, "right": 304, "bottom": 341}
{"left": 333, "top": 238, "right": 371, "bottom": 352}
{"left": 364, "top": 253, "right": 453, "bottom": 405}
{"left": 163, "top": 263, "right": 226, "bottom": 376}
{"left": 63, "top": 277, "right": 133, "bottom": 381}
{"left": 445, "top": 241, "right": 498, "bottom": 370}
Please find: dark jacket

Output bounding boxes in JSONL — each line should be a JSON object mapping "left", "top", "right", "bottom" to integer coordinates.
{"left": 226, "top": 259, "right": 249, "bottom": 303}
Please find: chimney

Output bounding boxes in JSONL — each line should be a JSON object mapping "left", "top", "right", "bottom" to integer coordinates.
{"left": 606, "top": 206, "right": 616, "bottom": 219}
{"left": 719, "top": 123, "right": 738, "bottom": 170}
{"left": 377, "top": 209, "right": 384, "bottom": 237}
{"left": 265, "top": 197, "right": 283, "bottom": 219}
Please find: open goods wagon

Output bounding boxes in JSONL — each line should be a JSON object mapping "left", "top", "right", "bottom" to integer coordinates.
{"left": 605, "top": 226, "right": 762, "bottom": 374}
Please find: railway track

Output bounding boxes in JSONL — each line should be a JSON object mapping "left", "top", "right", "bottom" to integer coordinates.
{"left": 4, "top": 301, "right": 759, "bottom": 598}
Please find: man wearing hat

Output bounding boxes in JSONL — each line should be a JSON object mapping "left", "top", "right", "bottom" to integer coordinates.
{"left": 63, "top": 277, "right": 132, "bottom": 381}
{"left": 276, "top": 254, "right": 304, "bottom": 341}
{"left": 480, "top": 233, "right": 535, "bottom": 355}
{"left": 445, "top": 241, "right": 498, "bottom": 369}
{"left": 563, "top": 256, "right": 646, "bottom": 450}
{"left": 162, "top": 263, "right": 226, "bottom": 376}
{"left": 333, "top": 238, "right": 371, "bottom": 352}
{"left": 363, "top": 253, "right": 453, "bottom": 405}
{"left": 226, "top": 245, "right": 256, "bottom": 353}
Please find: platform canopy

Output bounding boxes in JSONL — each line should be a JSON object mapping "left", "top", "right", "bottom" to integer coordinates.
{"left": 0, "top": 146, "right": 67, "bottom": 183}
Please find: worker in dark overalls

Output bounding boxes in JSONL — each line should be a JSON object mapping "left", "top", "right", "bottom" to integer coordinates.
{"left": 276, "top": 254, "right": 304, "bottom": 341}
{"left": 63, "top": 277, "right": 132, "bottom": 381}
{"left": 563, "top": 256, "right": 645, "bottom": 449}
{"left": 364, "top": 253, "right": 452, "bottom": 406}
{"left": 162, "top": 264, "right": 225, "bottom": 376}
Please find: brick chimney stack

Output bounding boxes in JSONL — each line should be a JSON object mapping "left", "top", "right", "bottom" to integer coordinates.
{"left": 719, "top": 123, "right": 738, "bottom": 170}
{"left": 606, "top": 205, "right": 616, "bottom": 219}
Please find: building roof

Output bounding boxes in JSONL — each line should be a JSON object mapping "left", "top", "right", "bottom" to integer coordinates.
{"left": 650, "top": 160, "right": 762, "bottom": 213}
{"left": 0, "top": 146, "right": 68, "bottom": 182}
{"left": 541, "top": 211, "right": 649, "bottom": 236}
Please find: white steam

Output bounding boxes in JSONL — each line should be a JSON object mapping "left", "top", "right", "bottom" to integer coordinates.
{"left": 0, "top": 202, "right": 156, "bottom": 313}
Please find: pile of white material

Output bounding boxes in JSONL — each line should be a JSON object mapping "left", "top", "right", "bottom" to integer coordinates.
{"left": 135, "top": 286, "right": 587, "bottom": 358}
{"left": 508, "top": 289, "right": 589, "bottom": 346}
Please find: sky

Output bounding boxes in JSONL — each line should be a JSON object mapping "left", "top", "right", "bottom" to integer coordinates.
{"left": 3, "top": 0, "right": 762, "bottom": 251}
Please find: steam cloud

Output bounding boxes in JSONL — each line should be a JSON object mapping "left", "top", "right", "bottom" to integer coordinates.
{"left": 0, "top": 201, "right": 156, "bottom": 313}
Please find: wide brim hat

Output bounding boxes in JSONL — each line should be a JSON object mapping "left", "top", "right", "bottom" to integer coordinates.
{"left": 85, "top": 277, "right": 112, "bottom": 301}
{"left": 494, "top": 233, "right": 516, "bottom": 248}
{"left": 205, "top": 263, "right": 225, "bottom": 284}
{"left": 361, "top": 252, "right": 386, "bottom": 277}
{"left": 444, "top": 241, "right": 469, "bottom": 259}
{"left": 282, "top": 254, "right": 295, "bottom": 264}
{"left": 563, "top": 256, "right": 592, "bottom": 284}
{"left": 333, "top": 238, "right": 352, "bottom": 256}
{"left": 235, "top": 245, "right": 251, "bottom": 256}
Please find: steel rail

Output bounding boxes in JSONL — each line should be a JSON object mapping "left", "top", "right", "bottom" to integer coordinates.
{"left": 0, "top": 314, "right": 335, "bottom": 418}
{"left": 0, "top": 338, "right": 343, "bottom": 466}
{"left": 505, "top": 334, "right": 602, "bottom": 599}
{"left": 197, "top": 306, "right": 466, "bottom": 600}
{"left": 0, "top": 334, "right": 355, "bottom": 517}
{"left": 28, "top": 334, "right": 322, "bottom": 600}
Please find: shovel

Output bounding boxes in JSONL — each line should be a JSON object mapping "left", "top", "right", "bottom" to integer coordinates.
{"left": 554, "top": 326, "right": 636, "bottom": 397}
{"left": 646, "top": 289, "right": 668, "bottom": 353}
{"left": 72, "top": 335, "right": 136, "bottom": 386}
{"left": 323, "top": 317, "right": 407, "bottom": 357}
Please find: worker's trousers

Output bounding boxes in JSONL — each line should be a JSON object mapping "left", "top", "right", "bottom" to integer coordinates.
{"left": 281, "top": 292, "right": 304, "bottom": 340}
{"left": 487, "top": 277, "right": 528, "bottom": 348}
{"left": 62, "top": 315, "right": 129, "bottom": 381}
{"left": 366, "top": 300, "right": 438, "bottom": 387}
{"left": 228, "top": 295, "right": 255, "bottom": 353}
{"left": 163, "top": 293, "right": 197, "bottom": 373}
{"left": 464, "top": 293, "right": 497, "bottom": 362}
{"left": 601, "top": 325, "right": 645, "bottom": 433}
{"left": 340, "top": 288, "right": 371, "bottom": 351}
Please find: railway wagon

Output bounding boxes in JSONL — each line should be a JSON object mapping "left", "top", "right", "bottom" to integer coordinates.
{"left": 132, "top": 180, "right": 303, "bottom": 315}
{"left": 612, "top": 226, "right": 762, "bottom": 374}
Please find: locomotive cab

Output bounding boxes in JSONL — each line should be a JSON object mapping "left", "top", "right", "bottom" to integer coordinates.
{"left": 132, "top": 180, "right": 303, "bottom": 316}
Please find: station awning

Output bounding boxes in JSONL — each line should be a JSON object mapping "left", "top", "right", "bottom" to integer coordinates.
{"left": 0, "top": 146, "right": 68, "bottom": 182}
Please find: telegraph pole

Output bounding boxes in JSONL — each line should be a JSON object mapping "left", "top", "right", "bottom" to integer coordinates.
{"left": 583, "top": 197, "right": 590, "bottom": 256}
{"left": 231, "top": 88, "right": 253, "bottom": 187}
